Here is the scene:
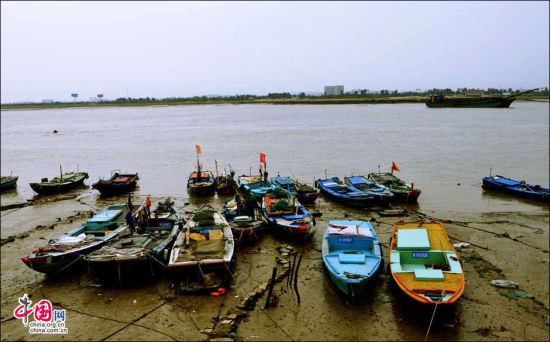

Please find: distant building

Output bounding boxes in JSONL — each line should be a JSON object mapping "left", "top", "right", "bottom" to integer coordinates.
{"left": 324, "top": 85, "right": 344, "bottom": 96}
{"left": 41, "top": 99, "right": 54, "bottom": 103}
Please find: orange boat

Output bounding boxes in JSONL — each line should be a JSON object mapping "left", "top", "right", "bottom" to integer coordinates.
{"left": 389, "top": 220, "right": 465, "bottom": 304}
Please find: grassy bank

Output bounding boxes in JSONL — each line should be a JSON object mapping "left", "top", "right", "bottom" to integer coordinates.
{"left": 1, "top": 94, "right": 548, "bottom": 110}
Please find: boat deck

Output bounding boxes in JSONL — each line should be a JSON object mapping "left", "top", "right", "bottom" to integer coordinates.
{"left": 390, "top": 222, "right": 464, "bottom": 303}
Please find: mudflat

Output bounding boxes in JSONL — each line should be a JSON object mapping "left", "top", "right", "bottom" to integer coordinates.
{"left": 1, "top": 191, "right": 548, "bottom": 341}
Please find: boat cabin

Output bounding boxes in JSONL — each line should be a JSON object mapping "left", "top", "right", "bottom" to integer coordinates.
{"left": 188, "top": 172, "right": 214, "bottom": 184}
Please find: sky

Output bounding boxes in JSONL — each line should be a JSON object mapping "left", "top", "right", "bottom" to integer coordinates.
{"left": 1, "top": 1, "right": 549, "bottom": 103}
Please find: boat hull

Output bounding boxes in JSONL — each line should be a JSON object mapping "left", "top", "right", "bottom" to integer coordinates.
{"left": 317, "top": 185, "right": 379, "bottom": 208}
{"left": 22, "top": 241, "right": 105, "bottom": 274}
{"left": 92, "top": 174, "right": 138, "bottom": 195}
{"left": 324, "top": 264, "right": 373, "bottom": 296}
{"left": 216, "top": 184, "right": 236, "bottom": 196}
{"left": 482, "top": 177, "right": 549, "bottom": 202}
{"left": 0, "top": 176, "right": 18, "bottom": 190}
{"left": 296, "top": 191, "right": 318, "bottom": 204}
{"left": 187, "top": 183, "right": 216, "bottom": 196}
{"left": 88, "top": 256, "right": 163, "bottom": 286}
{"left": 426, "top": 97, "right": 515, "bottom": 108}
{"left": 30, "top": 174, "right": 88, "bottom": 195}
{"left": 390, "top": 190, "right": 421, "bottom": 203}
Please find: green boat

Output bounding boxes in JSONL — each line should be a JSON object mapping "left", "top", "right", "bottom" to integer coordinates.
{"left": 30, "top": 169, "right": 89, "bottom": 195}
{"left": 1, "top": 175, "right": 18, "bottom": 190}
{"left": 367, "top": 172, "right": 421, "bottom": 203}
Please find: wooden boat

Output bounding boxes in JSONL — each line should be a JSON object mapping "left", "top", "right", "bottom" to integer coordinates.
{"left": 29, "top": 170, "right": 89, "bottom": 195}
{"left": 168, "top": 205, "right": 234, "bottom": 270}
{"left": 92, "top": 172, "right": 139, "bottom": 195}
{"left": 187, "top": 171, "right": 216, "bottom": 196}
{"left": 344, "top": 176, "right": 394, "bottom": 202}
{"left": 389, "top": 220, "right": 465, "bottom": 304}
{"left": 261, "top": 187, "right": 314, "bottom": 236}
{"left": 270, "top": 176, "right": 318, "bottom": 204}
{"left": 214, "top": 162, "right": 237, "bottom": 195}
{"left": 1, "top": 175, "right": 18, "bottom": 190}
{"left": 482, "top": 175, "right": 549, "bottom": 202}
{"left": 367, "top": 172, "right": 421, "bottom": 202}
{"left": 315, "top": 177, "right": 381, "bottom": 208}
{"left": 215, "top": 172, "right": 237, "bottom": 196}
{"left": 322, "top": 220, "right": 382, "bottom": 296}
{"left": 86, "top": 198, "right": 182, "bottom": 285}
{"left": 187, "top": 146, "right": 215, "bottom": 196}
{"left": 238, "top": 175, "right": 276, "bottom": 201}
{"left": 21, "top": 204, "right": 130, "bottom": 274}
{"left": 222, "top": 193, "right": 264, "bottom": 241}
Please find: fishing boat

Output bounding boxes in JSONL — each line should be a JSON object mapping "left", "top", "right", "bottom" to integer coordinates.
{"left": 482, "top": 175, "right": 549, "bottom": 202}
{"left": 222, "top": 192, "right": 264, "bottom": 241}
{"left": 216, "top": 171, "right": 237, "bottom": 195}
{"left": 168, "top": 205, "right": 234, "bottom": 271}
{"left": 315, "top": 177, "right": 381, "bottom": 208}
{"left": 29, "top": 166, "right": 88, "bottom": 195}
{"left": 238, "top": 175, "right": 276, "bottom": 201}
{"left": 367, "top": 172, "right": 421, "bottom": 202}
{"left": 21, "top": 204, "right": 130, "bottom": 274}
{"left": 261, "top": 187, "right": 314, "bottom": 236}
{"left": 86, "top": 198, "right": 182, "bottom": 285}
{"left": 187, "top": 145, "right": 216, "bottom": 196}
{"left": 344, "top": 176, "right": 393, "bottom": 203}
{"left": 187, "top": 171, "right": 216, "bottom": 196}
{"left": 92, "top": 171, "right": 139, "bottom": 196}
{"left": 389, "top": 220, "right": 465, "bottom": 304}
{"left": 322, "top": 220, "right": 382, "bottom": 296}
{"left": 270, "top": 176, "right": 318, "bottom": 204}
{"left": 1, "top": 175, "right": 18, "bottom": 190}
{"left": 425, "top": 88, "right": 537, "bottom": 108}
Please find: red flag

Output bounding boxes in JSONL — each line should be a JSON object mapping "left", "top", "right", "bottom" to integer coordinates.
{"left": 391, "top": 161, "right": 400, "bottom": 173}
{"left": 195, "top": 145, "right": 201, "bottom": 155}
{"left": 260, "top": 153, "right": 266, "bottom": 163}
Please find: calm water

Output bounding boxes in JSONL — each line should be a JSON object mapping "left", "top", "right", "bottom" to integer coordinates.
{"left": 1, "top": 102, "right": 548, "bottom": 212}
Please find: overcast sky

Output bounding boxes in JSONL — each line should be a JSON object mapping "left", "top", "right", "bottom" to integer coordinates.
{"left": 1, "top": 1, "right": 548, "bottom": 103}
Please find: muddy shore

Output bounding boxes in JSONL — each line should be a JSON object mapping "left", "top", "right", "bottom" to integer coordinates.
{"left": 1, "top": 190, "right": 548, "bottom": 341}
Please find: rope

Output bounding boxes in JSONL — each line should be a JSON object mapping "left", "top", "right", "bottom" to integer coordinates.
{"left": 424, "top": 302, "right": 438, "bottom": 342}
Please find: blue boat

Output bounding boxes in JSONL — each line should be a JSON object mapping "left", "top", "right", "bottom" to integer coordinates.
{"left": 322, "top": 220, "right": 382, "bottom": 296}
{"left": 482, "top": 175, "right": 549, "bottom": 202}
{"left": 315, "top": 177, "right": 381, "bottom": 208}
{"left": 344, "top": 176, "right": 394, "bottom": 202}
{"left": 261, "top": 187, "right": 314, "bottom": 237}
{"left": 238, "top": 175, "right": 276, "bottom": 201}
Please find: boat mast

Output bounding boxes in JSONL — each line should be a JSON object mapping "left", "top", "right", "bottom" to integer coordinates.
{"left": 60, "top": 165, "right": 63, "bottom": 181}
{"left": 215, "top": 160, "right": 219, "bottom": 181}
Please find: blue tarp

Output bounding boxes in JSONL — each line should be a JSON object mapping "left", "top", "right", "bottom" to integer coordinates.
{"left": 346, "top": 177, "right": 368, "bottom": 185}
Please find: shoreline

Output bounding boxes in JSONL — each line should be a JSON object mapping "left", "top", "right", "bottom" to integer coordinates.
{"left": 2, "top": 95, "right": 548, "bottom": 111}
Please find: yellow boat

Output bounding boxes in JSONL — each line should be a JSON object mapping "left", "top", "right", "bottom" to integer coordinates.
{"left": 389, "top": 220, "right": 465, "bottom": 304}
